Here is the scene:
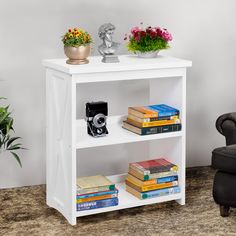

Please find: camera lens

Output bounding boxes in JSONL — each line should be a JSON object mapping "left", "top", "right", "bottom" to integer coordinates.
{"left": 97, "top": 117, "right": 105, "bottom": 125}
{"left": 93, "top": 113, "right": 106, "bottom": 128}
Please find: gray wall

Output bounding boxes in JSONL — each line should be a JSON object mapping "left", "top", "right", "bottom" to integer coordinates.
{"left": 0, "top": 0, "right": 236, "bottom": 188}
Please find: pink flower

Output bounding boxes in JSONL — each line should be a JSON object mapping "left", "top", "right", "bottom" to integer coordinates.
{"left": 161, "top": 30, "right": 173, "bottom": 41}
{"left": 131, "top": 26, "right": 141, "bottom": 35}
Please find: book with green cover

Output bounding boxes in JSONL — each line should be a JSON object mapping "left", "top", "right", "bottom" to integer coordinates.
{"left": 77, "top": 175, "right": 115, "bottom": 195}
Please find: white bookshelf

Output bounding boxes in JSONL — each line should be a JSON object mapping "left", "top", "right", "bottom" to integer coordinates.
{"left": 43, "top": 55, "right": 192, "bottom": 225}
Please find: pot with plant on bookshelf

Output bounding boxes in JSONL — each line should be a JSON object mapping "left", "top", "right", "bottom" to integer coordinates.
{"left": 62, "top": 27, "right": 92, "bottom": 65}
{"left": 0, "top": 97, "right": 25, "bottom": 167}
{"left": 124, "top": 23, "right": 172, "bottom": 58}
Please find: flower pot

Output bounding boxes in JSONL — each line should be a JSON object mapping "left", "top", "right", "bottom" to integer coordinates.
{"left": 136, "top": 51, "right": 159, "bottom": 58}
{"left": 64, "top": 45, "right": 91, "bottom": 65}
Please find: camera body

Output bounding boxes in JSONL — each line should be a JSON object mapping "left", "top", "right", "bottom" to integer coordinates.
{"left": 86, "top": 101, "right": 108, "bottom": 137}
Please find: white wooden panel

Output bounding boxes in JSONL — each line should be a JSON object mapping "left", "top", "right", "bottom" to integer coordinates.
{"left": 46, "top": 70, "right": 77, "bottom": 225}
{"left": 43, "top": 55, "right": 192, "bottom": 75}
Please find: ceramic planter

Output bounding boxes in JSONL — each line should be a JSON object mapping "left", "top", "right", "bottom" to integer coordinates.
{"left": 64, "top": 45, "right": 91, "bottom": 65}
{"left": 136, "top": 51, "right": 159, "bottom": 58}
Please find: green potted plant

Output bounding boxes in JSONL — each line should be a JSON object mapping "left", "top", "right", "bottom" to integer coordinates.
{"left": 62, "top": 27, "right": 92, "bottom": 65}
{"left": 124, "top": 24, "right": 173, "bottom": 58}
{"left": 0, "top": 98, "right": 24, "bottom": 167}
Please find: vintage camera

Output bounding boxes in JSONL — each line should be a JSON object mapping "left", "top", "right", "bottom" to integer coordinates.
{"left": 86, "top": 101, "right": 108, "bottom": 137}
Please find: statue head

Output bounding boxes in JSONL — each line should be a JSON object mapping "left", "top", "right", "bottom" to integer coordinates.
{"left": 98, "top": 23, "right": 116, "bottom": 42}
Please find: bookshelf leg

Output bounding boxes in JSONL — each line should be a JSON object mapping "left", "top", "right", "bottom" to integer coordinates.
{"left": 176, "top": 197, "right": 185, "bottom": 205}
{"left": 67, "top": 216, "right": 77, "bottom": 226}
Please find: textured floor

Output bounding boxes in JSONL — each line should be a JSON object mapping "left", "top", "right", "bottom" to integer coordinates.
{"left": 1, "top": 167, "right": 236, "bottom": 236}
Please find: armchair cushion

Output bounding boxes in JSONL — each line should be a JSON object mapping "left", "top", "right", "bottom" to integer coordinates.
{"left": 212, "top": 144, "right": 236, "bottom": 174}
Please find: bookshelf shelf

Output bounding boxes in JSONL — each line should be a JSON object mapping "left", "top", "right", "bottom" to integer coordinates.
{"left": 76, "top": 173, "right": 181, "bottom": 217}
{"left": 76, "top": 116, "right": 183, "bottom": 149}
{"left": 43, "top": 55, "right": 192, "bottom": 225}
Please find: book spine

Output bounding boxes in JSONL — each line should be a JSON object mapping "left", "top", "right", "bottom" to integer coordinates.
{"left": 156, "top": 175, "right": 178, "bottom": 184}
{"left": 77, "top": 193, "right": 118, "bottom": 203}
{"left": 76, "top": 198, "right": 118, "bottom": 211}
{"left": 130, "top": 163, "right": 150, "bottom": 176}
{"left": 141, "top": 186, "right": 181, "bottom": 199}
{"left": 77, "top": 189, "right": 118, "bottom": 199}
{"left": 127, "top": 114, "right": 179, "bottom": 123}
{"left": 140, "top": 181, "right": 178, "bottom": 192}
{"left": 127, "top": 118, "right": 180, "bottom": 128}
{"left": 127, "top": 174, "right": 156, "bottom": 186}
{"left": 128, "top": 107, "right": 157, "bottom": 118}
{"left": 129, "top": 168, "right": 178, "bottom": 181}
{"left": 77, "top": 185, "right": 115, "bottom": 195}
{"left": 149, "top": 104, "right": 180, "bottom": 117}
{"left": 142, "top": 181, "right": 178, "bottom": 192}
{"left": 127, "top": 174, "right": 179, "bottom": 186}
{"left": 158, "top": 110, "right": 179, "bottom": 117}
{"left": 126, "top": 179, "right": 178, "bottom": 192}
{"left": 140, "top": 124, "right": 181, "bottom": 135}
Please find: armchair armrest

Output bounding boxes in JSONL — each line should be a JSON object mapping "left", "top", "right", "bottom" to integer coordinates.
{"left": 216, "top": 112, "right": 236, "bottom": 145}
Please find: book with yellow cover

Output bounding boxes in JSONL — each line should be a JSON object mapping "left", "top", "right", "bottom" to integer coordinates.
{"left": 125, "top": 178, "right": 178, "bottom": 192}
{"left": 127, "top": 118, "right": 181, "bottom": 128}
{"left": 128, "top": 114, "right": 179, "bottom": 123}
{"left": 77, "top": 175, "right": 115, "bottom": 195}
{"left": 76, "top": 193, "right": 118, "bottom": 203}
{"left": 128, "top": 107, "right": 158, "bottom": 118}
{"left": 128, "top": 104, "right": 179, "bottom": 119}
{"left": 129, "top": 167, "right": 178, "bottom": 181}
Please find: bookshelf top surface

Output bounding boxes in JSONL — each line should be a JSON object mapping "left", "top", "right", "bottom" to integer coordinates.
{"left": 43, "top": 55, "right": 192, "bottom": 75}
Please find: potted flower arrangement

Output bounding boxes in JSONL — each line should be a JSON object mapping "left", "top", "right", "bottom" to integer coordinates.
{"left": 0, "top": 98, "right": 24, "bottom": 167}
{"left": 62, "top": 28, "right": 92, "bottom": 65}
{"left": 124, "top": 24, "right": 172, "bottom": 58}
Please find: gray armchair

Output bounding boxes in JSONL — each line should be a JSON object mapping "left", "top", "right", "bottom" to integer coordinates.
{"left": 212, "top": 112, "right": 236, "bottom": 216}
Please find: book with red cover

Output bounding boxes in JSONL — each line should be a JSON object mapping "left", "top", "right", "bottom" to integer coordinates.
{"left": 129, "top": 158, "right": 178, "bottom": 175}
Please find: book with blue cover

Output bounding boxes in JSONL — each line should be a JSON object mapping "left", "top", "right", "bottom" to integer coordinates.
{"left": 128, "top": 104, "right": 179, "bottom": 119}
{"left": 126, "top": 185, "right": 180, "bottom": 200}
{"left": 127, "top": 173, "right": 178, "bottom": 186}
{"left": 149, "top": 104, "right": 179, "bottom": 117}
{"left": 77, "top": 188, "right": 119, "bottom": 199}
{"left": 77, "top": 197, "right": 118, "bottom": 211}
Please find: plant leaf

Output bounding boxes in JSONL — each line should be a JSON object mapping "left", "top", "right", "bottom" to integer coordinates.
{"left": 10, "top": 152, "right": 22, "bottom": 167}
{"left": 6, "top": 137, "right": 21, "bottom": 148}
{"left": 7, "top": 145, "right": 22, "bottom": 151}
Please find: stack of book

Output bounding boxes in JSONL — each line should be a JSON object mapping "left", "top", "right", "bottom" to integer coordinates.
{"left": 76, "top": 175, "right": 118, "bottom": 211}
{"left": 122, "top": 104, "right": 181, "bottom": 135}
{"left": 126, "top": 158, "right": 180, "bottom": 200}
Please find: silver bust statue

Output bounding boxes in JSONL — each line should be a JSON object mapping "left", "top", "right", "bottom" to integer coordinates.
{"left": 98, "top": 23, "right": 120, "bottom": 63}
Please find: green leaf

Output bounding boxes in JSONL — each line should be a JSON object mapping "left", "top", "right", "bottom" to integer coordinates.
{"left": 0, "top": 111, "right": 10, "bottom": 125}
{"left": 6, "top": 137, "right": 21, "bottom": 148}
{"left": 7, "top": 145, "right": 22, "bottom": 151}
{"left": 10, "top": 152, "right": 22, "bottom": 167}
